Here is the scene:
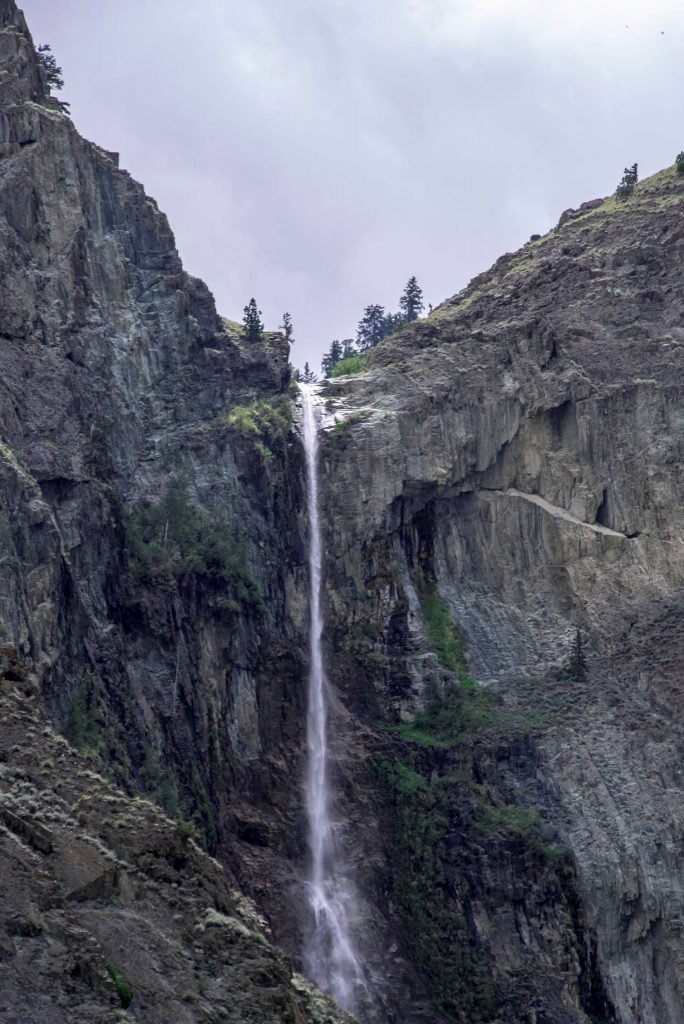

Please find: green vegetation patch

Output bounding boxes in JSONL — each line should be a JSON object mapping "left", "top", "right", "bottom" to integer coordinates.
{"left": 375, "top": 755, "right": 499, "bottom": 1021}
{"left": 327, "top": 411, "right": 367, "bottom": 447}
{"left": 223, "top": 395, "right": 292, "bottom": 438}
{"left": 330, "top": 354, "right": 365, "bottom": 378}
{"left": 106, "top": 964, "right": 133, "bottom": 1008}
{"left": 388, "top": 577, "right": 502, "bottom": 746}
{"left": 125, "top": 484, "right": 263, "bottom": 610}
{"left": 416, "top": 577, "right": 467, "bottom": 676}
{"left": 373, "top": 572, "right": 570, "bottom": 1018}
{"left": 223, "top": 395, "right": 292, "bottom": 460}
{"left": 63, "top": 672, "right": 135, "bottom": 789}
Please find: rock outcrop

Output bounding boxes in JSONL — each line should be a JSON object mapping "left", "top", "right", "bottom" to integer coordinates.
{"left": 320, "top": 168, "right": 684, "bottom": 1023}
{"left": 0, "top": 645, "right": 353, "bottom": 1024}
{"left": 0, "top": 0, "right": 319, "bottom": 1009}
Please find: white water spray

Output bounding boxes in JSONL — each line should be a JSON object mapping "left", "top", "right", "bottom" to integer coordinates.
{"left": 301, "top": 385, "right": 366, "bottom": 1016}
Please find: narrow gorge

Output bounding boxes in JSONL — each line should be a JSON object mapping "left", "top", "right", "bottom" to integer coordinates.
{"left": 0, "top": 2, "right": 683, "bottom": 1023}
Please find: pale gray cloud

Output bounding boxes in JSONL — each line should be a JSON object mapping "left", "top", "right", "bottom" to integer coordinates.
{"left": 22, "top": 0, "right": 684, "bottom": 370}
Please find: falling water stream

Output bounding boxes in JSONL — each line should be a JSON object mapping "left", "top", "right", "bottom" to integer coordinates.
{"left": 301, "top": 385, "right": 367, "bottom": 1016}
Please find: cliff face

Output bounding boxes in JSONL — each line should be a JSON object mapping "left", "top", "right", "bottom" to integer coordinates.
{"left": 321, "top": 173, "right": 684, "bottom": 1022}
{"left": 0, "top": 0, "right": 311, "bottom": 983}
{"left": 2, "top": 1, "right": 684, "bottom": 1022}
{"left": 0, "top": 645, "right": 354, "bottom": 1024}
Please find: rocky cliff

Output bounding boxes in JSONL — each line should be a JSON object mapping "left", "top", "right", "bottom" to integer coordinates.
{"left": 1, "top": 1, "right": 683, "bottom": 1022}
{"left": 321, "top": 171, "right": 684, "bottom": 1023}
{"left": 0, "top": 645, "right": 354, "bottom": 1024}
{"left": 0, "top": 0, "right": 319, "bottom": 1014}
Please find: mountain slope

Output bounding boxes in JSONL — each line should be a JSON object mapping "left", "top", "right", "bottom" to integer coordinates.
{"left": 321, "top": 166, "right": 684, "bottom": 1023}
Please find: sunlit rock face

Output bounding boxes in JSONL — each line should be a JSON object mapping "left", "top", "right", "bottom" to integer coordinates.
{"left": 320, "top": 171, "right": 684, "bottom": 1023}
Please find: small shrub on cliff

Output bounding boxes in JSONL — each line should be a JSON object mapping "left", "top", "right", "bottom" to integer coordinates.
{"left": 416, "top": 578, "right": 467, "bottom": 676}
{"left": 330, "top": 354, "right": 365, "bottom": 378}
{"left": 106, "top": 964, "right": 133, "bottom": 1008}
{"left": 676, "top": 152, "right": 684, "bottom": 176}
{"left": 223, "top": 395, "right": 292, "bottom": 449}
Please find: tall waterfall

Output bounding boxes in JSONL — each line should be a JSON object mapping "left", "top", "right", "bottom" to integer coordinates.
{"left": 301, "top": 385, "right": 366, "bottom": 1016}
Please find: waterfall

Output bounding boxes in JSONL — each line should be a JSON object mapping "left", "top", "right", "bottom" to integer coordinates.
{"left": 301, "top": 385, "right": 366, "bottom": 1016}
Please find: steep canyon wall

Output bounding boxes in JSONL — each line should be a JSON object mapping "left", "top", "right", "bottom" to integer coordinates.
{"left": 1, "top": 1, "right": 684, "bottom": 1021}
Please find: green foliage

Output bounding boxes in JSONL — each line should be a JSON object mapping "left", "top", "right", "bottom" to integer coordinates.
{"left": 375, "top": 756, "right": 498, "bottom": 1020}
{"left": 357, "top": 303, "right": 388, "bottom": 350}
{"left": 565, "top": 629, "right": 587, "bottom": 681}
{"left": 615, "top": 163, "right": 638, "bottom": 199}
{"left": 223, "top": 395, "right": 292, "bottom": 458}
{"left": 280, "top": 311, "right": 294, "bottom": 341}
{"left": 176, "top": 817, "right": 199, "bottom": 843}
{"left": 416, "top": 577, "right": 467, "bottom": 676}
{"left": 478, "top": 803, "right": 562, "bottom": 862}
{"left": 140, "top": 750, "right": 180, "bottom": 818}
{"left": 125, "top": 485, "right": 264, "bottom": 610}
{"left": 254, "top": 440, "right": 273, "bottom": 462}
{"left": 106, "top": 964, "right": 133, "bottom": 1008}
{"left": 189, "top": 764, "right": 218, "bottom": 850}
{"left": 242, "top": 298, "right": 264, "bottom": 343}
{"left": 227, "top": 395, "right": 292, "bottom": 434}
{"left": 373, "top": 574, "right": 568, "bottom": 1019}
{"left": 396, "top": 576, "right": 505, "bottom": 744}
{"left": 330, "top": 354, "right": 365, "bottom": 378}
{"left": 327, "top": 411, "right": 366, "bottom": 446}
{"left": 62, "top": 673, "right": 134, "bottom": 786}
{"left": 321, "top": 338, "right": 344, "bottom": 377}
{"left": 0, "top": 621, "right": 9, "bottom": 641}
{"left": 35, "top": 44, "right": 70, "bottom": 112}
{"left": 383, "top": 311, "right": 406, "bottom": 335}
{"left": 675, "top": 151, "right": 684, "bottom": 176}
{"left": 395, "top": 678, "right": 500, "bottom": 747}
{"left": 399, "top": 275, "right": 424, "bottom": 322}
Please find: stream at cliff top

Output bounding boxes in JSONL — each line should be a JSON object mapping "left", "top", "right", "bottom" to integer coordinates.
{"left": 301, "top": 386, "right": 367, "bottom": 1017}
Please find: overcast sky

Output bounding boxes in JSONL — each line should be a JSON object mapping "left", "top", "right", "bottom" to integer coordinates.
{"left": 21, "top": 0, "right": 684, "bottom": 371}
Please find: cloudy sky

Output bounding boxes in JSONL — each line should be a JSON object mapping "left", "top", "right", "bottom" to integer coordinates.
{"left": 22, "top": 0, "right": 684, "bottom": 371}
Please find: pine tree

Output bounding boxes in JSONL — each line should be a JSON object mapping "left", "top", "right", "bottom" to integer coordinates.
{"left": 341, "top": 339, "right": 357, "bottom": 359}
{"left": 242, "top": 298, "right": 264, "bottom": 343}
{"left": 383, "top": 311, "right": 405, "bottom": 335}
{"left": 280, "top": 312, "right": 294, "bottom": 341}
{"left": 357, "top": 304, "right": 387, "bottom": 351}
{"left": 568, "top": 629, "right": 587, "bottom": 681}
{"left": 301, "top": 362, "right": 317, "bottom": 383}
{"left": 399, "top": 276, "right": 424, "bottom": 322}
{"left": 35, "top": 44, "right": 70, "bottom": 113}
{"left": 321, "top": 339, "right": 343, "bottom": 377}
